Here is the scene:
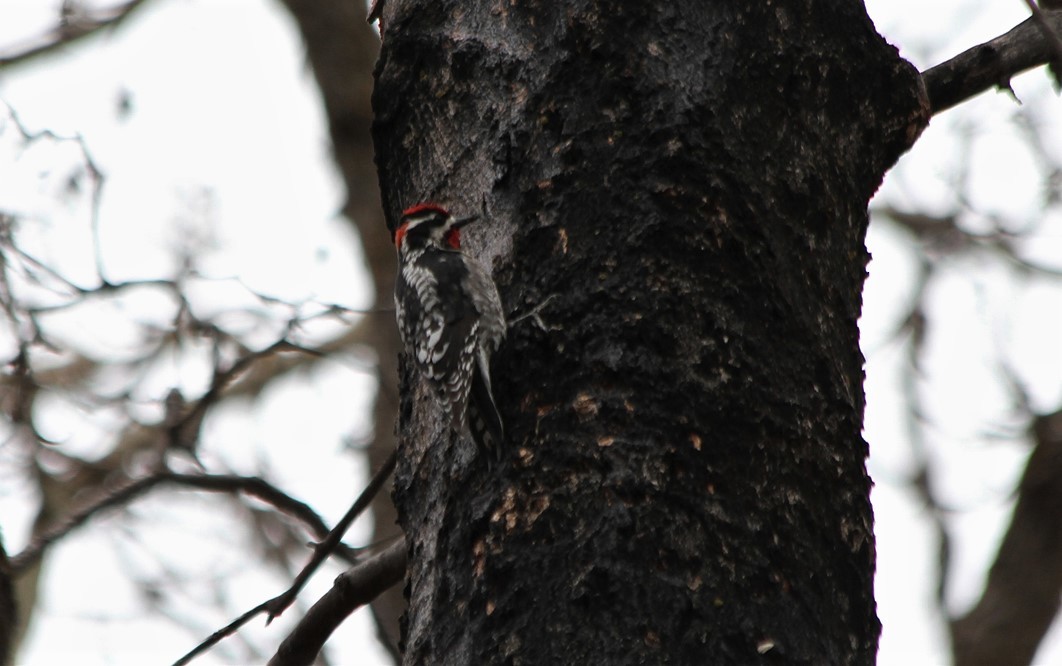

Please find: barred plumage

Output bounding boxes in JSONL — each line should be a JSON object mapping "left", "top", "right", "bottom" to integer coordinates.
{"left": 393, "top": 203, "right": 506, "bottom": 457}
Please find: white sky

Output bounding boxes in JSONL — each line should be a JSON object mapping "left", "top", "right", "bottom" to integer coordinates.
{"left": 1, "top": 0, "right": 1061, "bottom": 664}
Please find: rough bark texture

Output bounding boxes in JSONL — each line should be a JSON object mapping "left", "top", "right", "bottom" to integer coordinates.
{"left": 0, "top": 535, "right": 12, "bottom": 666}
{"left": 373, "top": 2, "right": 926, "bottom": 664}
{"left": 951, "top": 409, "right": 1062, "bottom": 666}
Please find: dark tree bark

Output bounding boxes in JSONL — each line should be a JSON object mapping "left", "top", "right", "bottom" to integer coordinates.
{"left": 0, "top": 534, "right": 13, "bottom": 666}
{"left": 372, "top": 1, "right": 926, "bottom": 664}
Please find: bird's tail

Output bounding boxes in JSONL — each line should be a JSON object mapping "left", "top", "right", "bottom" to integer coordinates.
{"left": 468, "top": 366, "right": 505, "bottom": 460}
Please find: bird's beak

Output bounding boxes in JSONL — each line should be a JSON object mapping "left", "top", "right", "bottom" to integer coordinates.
{"left": 452, "top": 215, "right": 478, "bottom": 228}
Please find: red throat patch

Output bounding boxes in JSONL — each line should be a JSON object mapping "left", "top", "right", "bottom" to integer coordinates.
{"left": 445, "top": 227, "right": 461, "bottom": 249}
{"left": 394, "top": 222, "right": 409, "bottom": 249}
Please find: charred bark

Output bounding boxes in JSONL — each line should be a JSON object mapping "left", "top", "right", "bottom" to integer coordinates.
{"left": 373, "top": 2, "right": 926, "bottom": 663}
{"left": 0, "top": 535, "right": 12, "bottom": 666}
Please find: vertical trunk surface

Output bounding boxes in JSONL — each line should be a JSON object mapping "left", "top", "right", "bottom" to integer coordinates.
{"left": 372, "top": 2, "right": 926, "bottom": 663}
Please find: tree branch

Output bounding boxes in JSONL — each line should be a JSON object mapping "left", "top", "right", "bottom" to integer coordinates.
{"left": 950, "top": 408, "right": 1062, "bottom": 666}
{"left": 10, "top": 471, "right": 340, "bottom": 574}
{"left": 267, "top": 538, "right": 407, "bottom": 666}
{"left": 171, "top": 448, "right": 398, "bottom": 666}
{"left": 922, "top": 12, "right": 1062, "bottom": 115}
{"left": 262, "top": 448, "right": 397, "bottom": 623}
{"left": 0, "top": 0, "right": 151, "bottom": 69}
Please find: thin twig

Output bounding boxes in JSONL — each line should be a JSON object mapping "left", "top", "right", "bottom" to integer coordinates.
{"left": 899, "top": 305, "right": 955, "bottom": 609}
{"left": 263, "top": 448, "right": 398, "bottom": 623}
{"left": 178, "top": 340, "right": 324, "bottom": 441}
{"left": 0, "top": 0, "right": 151, "bottom": 68}
{"left": 171, "top": 600, "right": 275, "bottom": 666}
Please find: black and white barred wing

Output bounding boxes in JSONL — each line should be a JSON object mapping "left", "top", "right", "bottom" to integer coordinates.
{"left": 396, "top": 253, "right": 480, "bottom": 433}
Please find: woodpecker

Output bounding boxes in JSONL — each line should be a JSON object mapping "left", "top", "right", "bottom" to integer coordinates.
{"left": 393, "top": 203, "right": 506, "bottom": 458}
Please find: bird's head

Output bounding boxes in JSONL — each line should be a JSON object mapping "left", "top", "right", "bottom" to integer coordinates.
{"left": 394, "top": 203, "right": 476, "bottom": 253}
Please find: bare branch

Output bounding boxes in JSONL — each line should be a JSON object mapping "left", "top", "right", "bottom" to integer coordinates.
{"left": 951, "top": 408, "right": 1062, "bottom": 666}
{"left": 177, "top": 339, "right": 325, "bottom": 452}
{"left": 267, "top": 539, "right": 407, "bottom": 666}
{"left": 923, "top": 12, "right": 1062, "bottom": 115}
{"left": 10, "top": 471, "right": 338, "bottom": 574}
{"left": 0, "top": 0, "right": 151, "bottom": 69}
{"left": 171, "top": 449, "right": 398, "bottom": 665}
{"left": 874, "top": 206, "right": 1062, "bottom": 278}
{"left": 262, "top": 448, "right": 398, "bottom": 623}
{"left": 170, "top": 599, "right": 274, "bottom": 666}
{"left": 898, "top": 292, "right": 957, "bottom": 610}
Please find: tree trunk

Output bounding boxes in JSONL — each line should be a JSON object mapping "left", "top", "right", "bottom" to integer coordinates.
{"left": 372, "top": 1, "right": 927, "bottom": 663}
{"left": 0, "top": 534, "right": 13, "bottom": 666}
